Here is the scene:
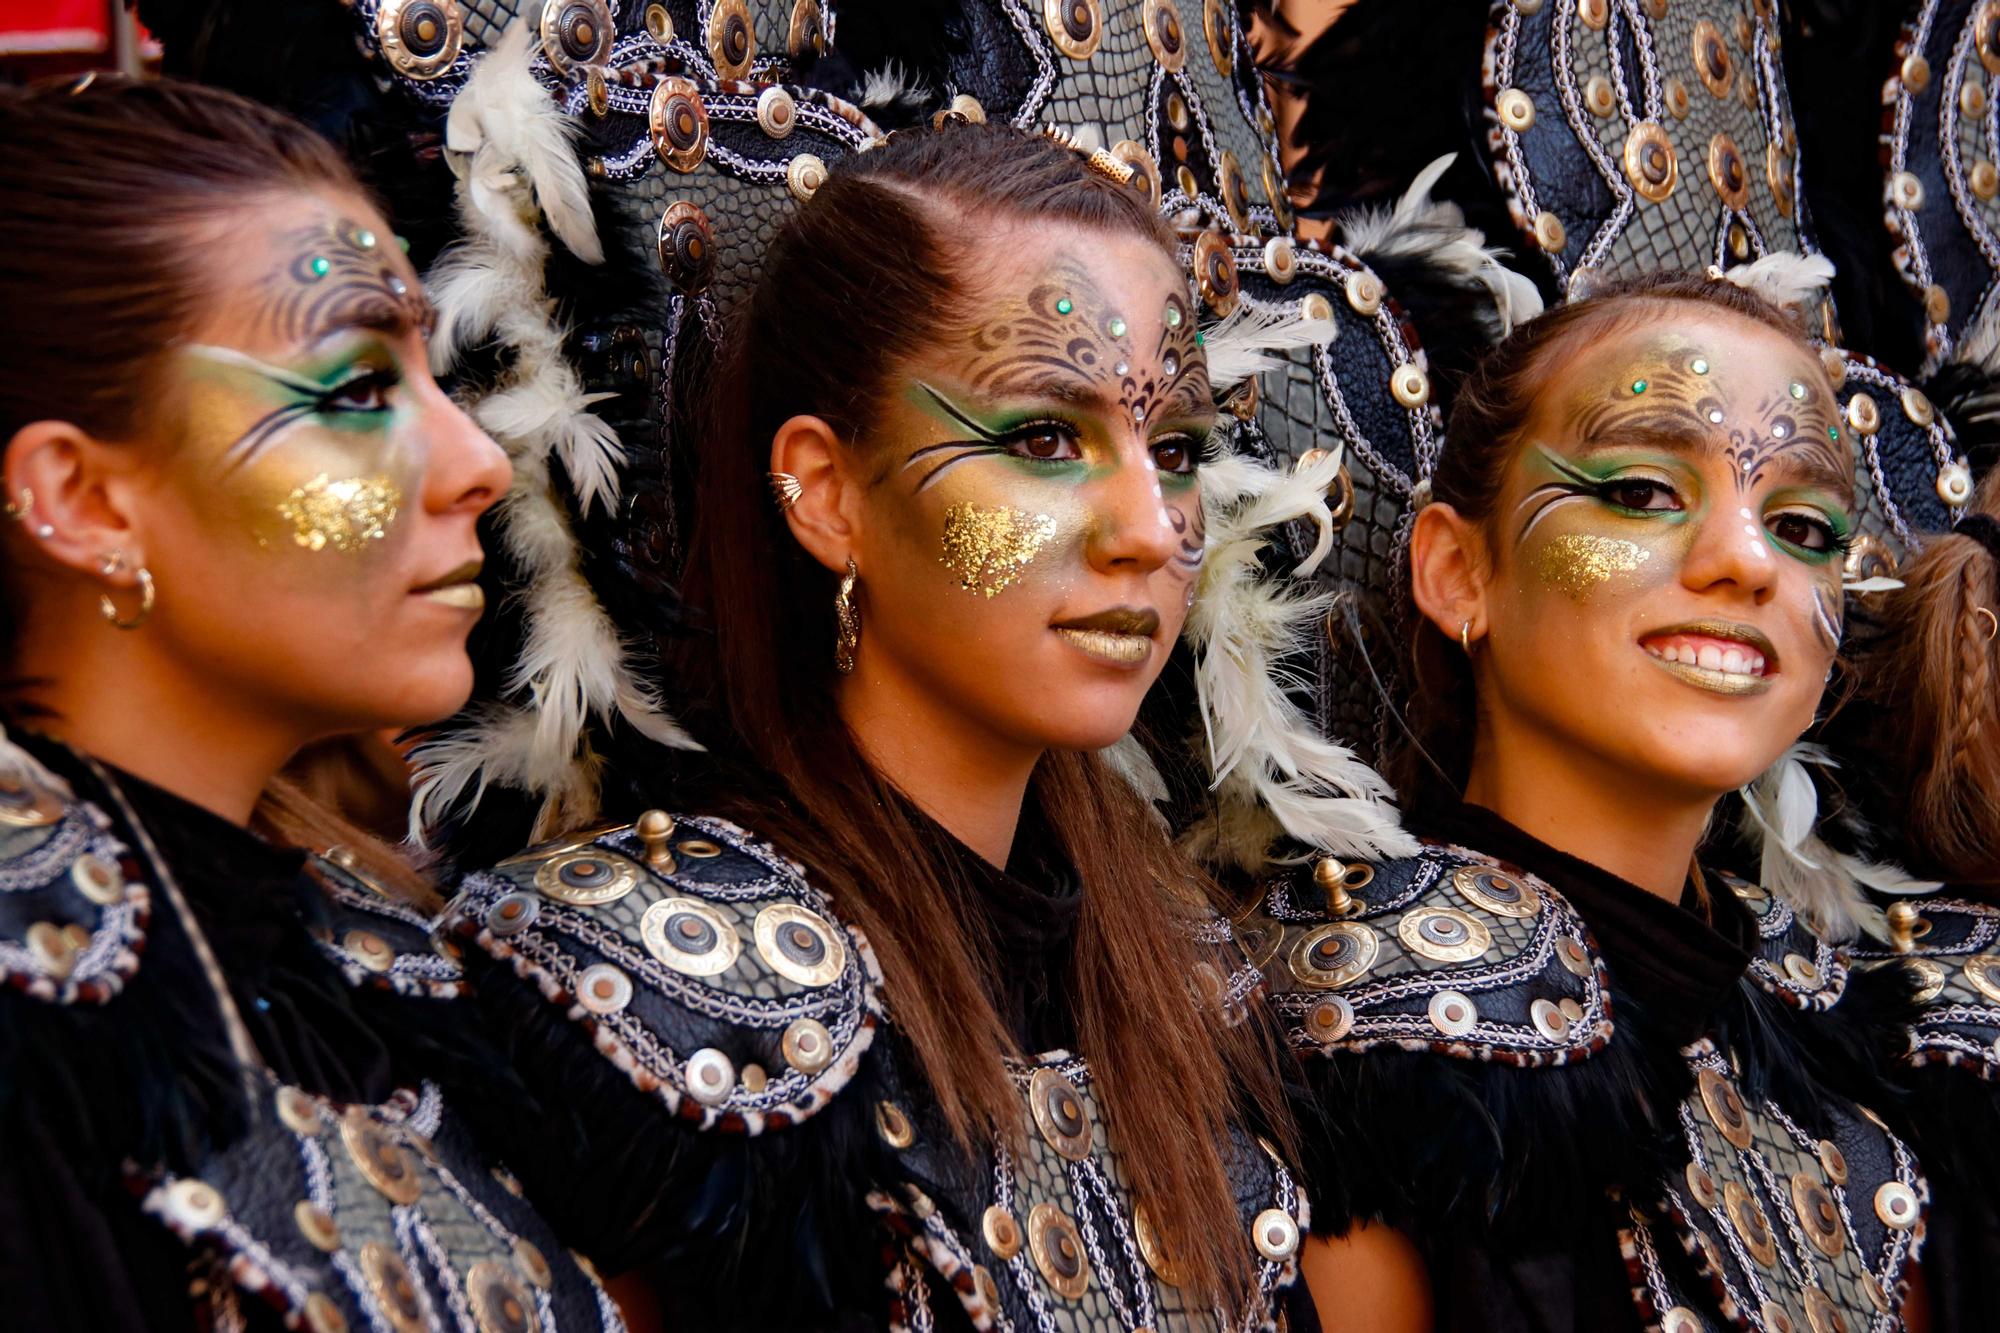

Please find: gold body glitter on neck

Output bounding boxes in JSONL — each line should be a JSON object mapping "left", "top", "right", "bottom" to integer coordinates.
{"left": 939, "top": 502, "right": 1057, "bottom": 597}
{"left": 1535, "top": 533, "right": 1653, "bottom": 600}
{"left": 277, "top": 473, "right": 403, "bottom": 552}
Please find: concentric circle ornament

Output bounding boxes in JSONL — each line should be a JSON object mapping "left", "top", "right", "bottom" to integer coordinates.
{"left": 1663, "top": 1307, "right": 1703, "bottom": 1333}
{"left": 1133, "top": 1202, "right": 1184, "bottom": 1285}
{"left": 1252, "top": 1207, "right": 1299, "bottom": 1260}
{"left": 1305, "top": 995, "right": 1355, "bottom": 1044}
{"left": 1707, "top": 133, "right": 1749, "bottom": 210}
{"left": 1497, "top": 88, "right": 1535, "bottom": 132}
{"left": 756, "top": 86, "right": 797, "bottom": 139}
{"left": 1963, "top": 952, "right": 2000, "bottom": 1003}
{"left": 1029, "top": 1066, "right": 1095, "bottom": 1160}
{"left": 1818, "top": 1139, "right": 1849, "bottom": 1185}
{"left": 1113, "top": 140, "right": 1161, "bottom": 205}
{"left": 788, "top": 0, "right": 827, "bottom": 59}
{"left": 1692, "top": 19, "right": 1733, "bottom": 97}
{"left": 360, "top": 1242, "right": 425, "bottom": 1333}
{"left": 640, "top": 897, "right": 741, "bottom": 976}
{"left": 535, "top": 850, "right": 637, "bottom": 906}
{"left": 1685, "top": 1160, "right": 1719, "bottom": 1209}
{"left": 649, "top": 77, "right": 709, "bottom": 173}
{"left": 278, "top": 1086, "right": 324, "bottom": 1137}
{"left": 160, "top": 1177, "right": 227, "bottom": 1230}
{"left": 1723, "top": 1180, "right": 1778, "bottom": 1266}
{"left": 876, "top": 1099, "right": 916, "bottom": 1148}
{"left": 1398, "top": 907, "right": 1492, "bottom": 963}
{"left": 1845, "top": 392, "right": 1881, "bottom": 436}
{"left": 754, "top": 903, "right": 846, "bottom": 986}
{"left": 983, "top": 1205, "right": 1023, "bottom": 1260}
{"left": 1623, "top": 123, "right": 1679, "bottom": 202}
{"left": 1534, "top": 210, "right": 1566, "bottom": 252}
{"left": 781, "top": 1017, "right": 834, "bottom": 1073}
{"left": 466, "top": 1258, "right": 538, "bottom": 1333}
{"left": 539, "top": 0, "right": 612, "bottom": 73}
{"left": 684, "top": 1047, "right": 736, "bottom": 1106}
{"left": 341, "top": 1110, "right": 423, "bottom": 1205}
{"left": 1981, "top": 0, "right": 2000, "bottom": 76}
{"left": 1791, "top": 1172, "right": 1845, "bottom": 1258}
{"left": 1289, "top": 921, "right": 1379, "bottom": 988}
{"left": 657, "top": 201, "right": 716, "bottom": 292}
{"left": 1390, "top": 362, "right": 1432, "bottom": 409}
{"left": 787, "top": 154, "right": 828, "bottom": 202}
{"left": 574, "top": 962, "right": 633, "bottom": 1014}
{"left": 1193, "top": 230, "right": 1239, "bottom": 315}
{"left": 1698, "top": 1067, "right": 1754, "bottom": 1150}
{"left": 1218, "top": 150, "right": 1250, "bottom": 233}
{"left": 1143, "top": 0, "right": 1187, "bottom": 72}
{"left": 1345, "top": 270, "right": 1384, "bottom": 316}
{"left": 295, "top": 1199, "right": 341, "bottom": 1252}
{"left": 1451, "top": 865, "right": 1540, "bottom": 918}
{"left": 1801, "top": 1287, "right": 1847, "bottom": 1333}
{"left": 707, "top": 0, "right": 755, "bottom": 80}
{"left": 485, "top": 892, "right": 539, "bottom": 937}
{"left": 1875, "top": 1180, "right": 1920, "bottom": 1229}
{"left": 1027, "top": 1203, "right": 1091, "bottom": 1299}
{"left": 1940, "top": 460, "right": 1976, "bottom": 508}
{"left": 1044, "top": 0, "right": 1102, "bottom": 60}
{"left": 0, "top": 773, "right": 60, "bottom": 827}
{"left": 1202, "top": 0, "right": 1231, "bottom": 75}
{"left": 376, "top": 0, "right": 463, "bottom": 81}
{"left": 1428, "top": 989, "right": 1478, "bottom": 1036}
{"left": 1261, "top": 152, "right": 1293, "bottom": 228}
{"left": 1263, "top": 236, "right": 1297, "bottom": 283}
{"left": 1530, "top": 997, "right": 1570, "bottom": 1040}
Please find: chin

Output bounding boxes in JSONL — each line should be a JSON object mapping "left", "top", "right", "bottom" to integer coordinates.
{"left": 378, "top": 662, "right": 476, "bottom": 728}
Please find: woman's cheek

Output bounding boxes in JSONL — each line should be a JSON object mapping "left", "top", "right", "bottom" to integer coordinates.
{"left": 1518, "top": 512, "right": 1687, "bottom": 606}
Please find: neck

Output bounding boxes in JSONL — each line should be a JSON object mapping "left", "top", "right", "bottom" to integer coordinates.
{"left": 837, "top": 659, "right": 1040, "bottom": 869}
{"left": 1461, "top": 712, "right": 1715, "bottom": 902}
{"left": 13, "top": 596, "right": 300, "bottom": 825}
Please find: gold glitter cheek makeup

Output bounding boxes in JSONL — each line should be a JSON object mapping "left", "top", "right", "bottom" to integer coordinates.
{"left": 939, "top": 501, "right": 1059, "bottom": 597}
{"left": 1533, "top": 533, "right": 1657, "bottom": 602}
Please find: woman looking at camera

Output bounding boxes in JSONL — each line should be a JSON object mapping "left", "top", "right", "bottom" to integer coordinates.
{"left": 442, "top": 122, "right": 1311, "bottom": 1331}
{"left": 0, "top": 79, "right": 623, "bottom": 1331}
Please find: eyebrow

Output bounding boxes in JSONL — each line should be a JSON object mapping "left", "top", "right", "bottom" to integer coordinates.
{"left": 301, "top": 291, "right": 438, "bottom": 347}
{"left": 971, "top": 369, "right": 1107, "bottom": 409}
{"left": 1570, "top": 427, "right": 1852, "bottom": 496}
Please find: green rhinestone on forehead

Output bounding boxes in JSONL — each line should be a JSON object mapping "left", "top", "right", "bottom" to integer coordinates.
{"left": 1631, "top": 378, "right": 1648, "bottom": 394}
{"left": 306, "top": 255, "right": 331, "bottom": 280}
{"left": 1107, "top": 316, "right": 1128, "bottom": 338}
{"left": 1829, "top": 425, "right": 1840, "bottom": 442}
{"left": 1055, "top": 297, "right": 1074, "bottom": 315}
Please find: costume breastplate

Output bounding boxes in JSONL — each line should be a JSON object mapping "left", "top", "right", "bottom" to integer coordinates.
{"left": 1245, "top": 844, "right": 1927, "bottom": 1333}
{"left": 1853, "top": 892, "right": 2000, "bottom": 1079}
{"left": 449, "top": 813, "right": 1306, "bottom": 1331}
{"left": 0, "top": 756, "right": 622, "bottom": 1333}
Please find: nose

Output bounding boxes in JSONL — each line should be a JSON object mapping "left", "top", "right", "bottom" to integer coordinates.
{"left": 1083, "top": 442, "right": 1180, "bottom": 574}
{"left": 416, "top": 376, "right": 512, "bottom": 517}
{"left": 1677, "top": 501, "right": 1778, "bottom": 606}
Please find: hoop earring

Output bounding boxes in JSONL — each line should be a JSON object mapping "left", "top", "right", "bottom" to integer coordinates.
{"left": 833, "top": 558, "right": 859, "bottom": 674}
{"left": 1979, "top": 606, "right": 1999, "bottom": 644}
{"left": 100, "top": 567, "right": 155, "bottom": 630}
{"left": 1459, "top": 619, "right": 1474, "bottom": 655}
{"left": 5, "top": 487, "right": 53, "bottom": 539}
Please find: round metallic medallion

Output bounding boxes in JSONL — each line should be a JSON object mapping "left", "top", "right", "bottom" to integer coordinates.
{"left": 514, "top": 1238, "right": 553, "bottom": 1289}
{"left": 1529, "top": 998, "right": 1570, "bottom": 1040}
{"left": 782, "top": 1016, "right": 835, "bottom": 1073}
{"left": 1666, "top": 78, "right": 1691, "bottom": 119}
{"left": 1559, "top": 997, "right": 1585, "bottom": 1023}
{"left": 983, "top": 1204, "right": 1023, "bottom": 1260}
{"left": 1844, "top": 392, "right": 1881, "bottom": 436}
{"left": 1399, "top": 906, "right": 1491, "bottom": 963}
{"left": 574, "top": 962, "right": 633, "bottom": 1014}
{"left": 160, "top": 1177, "right": 226, "bottom": 1230}
{"left": 1817, "top": 1138, "right": 1848, "bottom": 1185}
{"left": 1429, "top": 989, "right": 1478, "bottom": 1037}
{"left": 304, "top": 1293, "right": 349, "bottom": 1333}
{"left": 375, "top": 0, "right": 464, "bottom": 81}
{"left": 25, "top": 921, "right": 73, "bottom": 979}
{"left": 1928, "top": 282, "right": 1952, "bottom": 324}
{"left": 1967, "top": 78, "right": 1990, "bottom": 118}
{"left": 1876, "top": 1180, "right": 1921, "bottom": 1232}
{"left": 1643, "top": 0, "right": 1667, "bottom": 15}
{"left": 0, "top": 774, "right": 56, "bottom": 829}
{"left": 466, "top": 1258, "right": 538, "bottom": 1333}
{"left": 876, "top": 1099, "right": 915, "bottom": 1148}
{"left": 1263, "top": 236, "right": 1297, "bottom": 283}
{"left": 1685, "top": 1160, "right": 1719, "bottom": 1209}
{"left": 1044, "top": 0, "right": 1103, "bottom": 60}
{"left": 1027, "top": 1203, "right": 1091, "bottom": 1299}
{"left": 1706, "top": 133, "right": 1749, "bottom": 210}
{"left": 1782, "top": 952, "right": 1822, "bottom": 985}
{"left": 1390, "top": 362, "right": 1431, "bottom": 409}
{"left": 1791, "top": 1172, "right": 1844, "bottom": 1258}
{"left": 1202, "top": 0, "right": 1231, "bottom": 75}
{"left": 1217, "top": 149, "right": 1250, "bottom": 232}
{"left": 1558, "top": 935, "right": 1593, "bottom": 977}
{"left": 679, "top": 838, "right": 724, "bottom": 858}
{"left": 1029, "top": 1066, "right": 1094, "bottom": 1160}
{"left": 1800, "top": 1287, "right": 1848, "bottom": 1333}
{"left": 1903, "top": 51, "right": 1932, "bottom": 92}
{"left": 756, "top": 86, "right": 798, "bottom": 139}
{"left": 343, "top": 930, "right": 394, "bottom": 974}
{"left": 788, "top": 0, "right": 827, "bottom": 59}
{"left": 1193, "top": 230, "right": 1240, "bottom": 315}
{"left": 1451, "top": 865, "right": 1540, "bottom": 918}
{"left": 1891, "top": 171, "right": 1925, "bottom": 211}
{"left": 1821, "top": 346, "right": 1848, "bottom": 389}
{"left": 1262, "top": 153, "right": 1294, "bottom": 228}
{"left": 1496, "top": 88, "right": 1535, "bottom": 132}
{"left": 1534, "top": 210, "right": 1566, "bottom": 252}
{"left": 1697, "top": 1067, "right": 1754, "bottom": 1149}
{"left": 295, "top": 1199, "right": 341, "bottom": 1252}
{"left": 1578, "top": 0, "right": 1607, "bottom": 27}
{"left": 755, "top": 903, "right": 846, "bottom": 986}
{"left": 741, "top": 1063, "right": 768, "bottom": 1093}
{"left": 1862, "top": 1272, "right": 1891, "bottom": 1313}
{"left": 973, "top": 1265, "right": 1000, "bottom": 1310}
{"left": 1982, "top": 1, "right": 2000, "bottom": 75}
{"left": 1662, "top": 1309, "right": 1703, "bottom": 1333}
{"left": 1692, "top": 20, "right": 1733, "bottom": 98}
{"left": 656, "top": 201, "right": 716, "bottom": 293}
{"left": 540, "top": 0, "right": 612, "bottom": 73}
{"left": 1305, "top": 995, "right": 1355, "bottom": 1045}
{"left": 1583, "top": 75, "right": 1615, "bottom": 118}
{"left": 1289, "top": 921, "right": 1379, "bottom": 988}
{"left": 1143, "top": 0, "right": 1188, "bottom": 72}
{"left": 341, "top": 1110, "right": 423, "bottom": 1205}
{"left": 1345, "top": 270, "right": 1385, "bottom": 317}
{"left": 684, "top": 1047, "right": 736, "bottom": 1106}
{"left": 277, "top": 1086, "right": 324, "bottom": 1137}
{"left": 1728, "top": 221, "right": 1750, "bottom": 259}
{"left": 639, "top": 897, "right": 740, "bottom": 976}
{"left": 1962, "top": 953, "right": 2000, "bottom": 1002}
{"left": 787, "top": 153, "right": 828, "bottom": 202}
{"left": 1300, "top": 292, "right": 1334, "bottom": 323}
{"left": 1252, "top": 1207, "right": 1299, "bottom": 1260}
{"left": 1166, "top": 89, "right": 1190, "bottom": 132}
{"left": 1902, "top": 385, "right": 1937, "bottom": 426}
{"left": 1762, "top": 1301, "right": 1796, "bottom": 1333}
{"left": 535, "top": 851, "right": 637, "bottom": 907}
{"left": 1113, "top": 140, "right": 1162, "bottom": 205}
{"left": 360, "top": 1241, "right": 425, "bottom": 1333}
{"left": 707, "top": 0, "right": 755, "bottom": 79}
{"left": 1623, "top": 123, "right": 1678, "bottom": 202}
{"left": 644, "top": 3, "right": 672, "bottom": 42}
{"left": 947, "top": 93, "right": 986, "bottom": 123}
{"left": 1940, "top": 459, "right": 1976, "bottom": 507}
{"left": 1722, "top": 1180, "right": 1778, "bottom": 1266}
{"left": 649, "top": 77, "right": 709, "bottom": 173}
{"left": 1132, "top": 1202, "right": 1184, "bottom": 1284}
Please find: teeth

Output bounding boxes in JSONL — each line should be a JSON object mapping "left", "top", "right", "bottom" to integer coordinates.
{"left": 1751, "top": 654, "right": 1765, "bottom": 674}
{"left": 1642, "top": 638, "right": 1769, "bottom": 676}
{"left": 1697, "top": 645, "right": 1723, "bottom": 670}
{"left": 1720, "top": 649, "right": 1745, "bottom": 675}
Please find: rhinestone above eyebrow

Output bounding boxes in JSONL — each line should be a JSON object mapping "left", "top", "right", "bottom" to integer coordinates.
{"left": 1055, "top": 297, "right": 1074, "bottom": 315}
{"left": 1708, "top": 408, "right": 1726, "bottom": 423}
{"left": 1165, "top": 303, "right": 1184, "bottom": 327}
{"left": 1829, "top": 425, "right": 1840, "bottom": 441}
{"left": 1108, "top": 316, "right": 1129, "bottom": 338}
{"left": 1691, "top": 357, "right": 1710, "bottom": 374}
{"left": 1789, "top": 381, "right": 1807, "bottom": 399}
{"left": 1772, "top": 421, "right": 1789, "bottom": 437}
{"left": 1631, "top": 379, "right": 1649, "bottom": 394}
{"left": 306, "top": 256, "right": 331, "bottom": 280}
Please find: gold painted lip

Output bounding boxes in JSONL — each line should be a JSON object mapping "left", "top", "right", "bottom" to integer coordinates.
{"left": 422, "top": 583, "right": 486, "bottom": 612}
{"left": 1053, "top": 626, "right": 1153, "bottom": 666}
{"left": 413, "top": 559, "right": 483, "bottom": 594}
{"left": 1638, "top": 618, "right": 1779, "bottom": 671}
{"left": 1644, "top": 653, "right": 1774, "bottom": 697}
{"left": 1052, "top": 606, "right": 1160, "bottom": 636}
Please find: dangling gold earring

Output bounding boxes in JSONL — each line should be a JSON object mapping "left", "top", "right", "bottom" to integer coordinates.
{"left": 1459, "top": 619, "right": 1474, "bottom": 654}
{"left": 100, "top": 567, "right": 155, "bottom": 630}
{"left": 833, "top": 558, "right": 860, "bottom": 674}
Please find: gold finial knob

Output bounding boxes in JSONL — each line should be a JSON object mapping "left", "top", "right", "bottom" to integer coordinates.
{"left": 1886, "top": 901, "right": 1919, "bottom": 955}
{"left": 1314, "top": 856, "right": 1353, "bottom": 916}
{"left": 636, "top": 809, "right": 677, "bottom": 873}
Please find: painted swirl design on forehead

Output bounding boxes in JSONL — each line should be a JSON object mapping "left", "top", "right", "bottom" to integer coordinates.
{"left": 1562, "top": 345, "right": 1849, "bottom": 494}
{"left": 961, "top": 262, "right": 1209, "bottom": 427}
{"left": 252, "top": 218, "right": 434, "bottom": 345}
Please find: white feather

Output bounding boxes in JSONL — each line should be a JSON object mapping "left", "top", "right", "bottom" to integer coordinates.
{"left": 1719, "top": 251, "right": 1835, "bottom": 311}
{"left": 1954, "top": 302, "right": 2000, "bottom": 372}
{"left": 1180, "top": 444, "right": 1419, "bottom": 869}
{"left": 1842, "top": 575, "right": 1905, "bottom": 593}
{"left": 1337, "top": 152, "right": 1545, "bottom": 336}
{"left": 0, "top": 723, "right": 70, "bottom": 801}
{"left": 1202, "top": 306, "right": 1336, "bottom": 393}
{"left": 1101, "top": 733, "right": 1171, "bottom": 815}
{"left": 859, "top": 62, "right": 930, "bottom": 112}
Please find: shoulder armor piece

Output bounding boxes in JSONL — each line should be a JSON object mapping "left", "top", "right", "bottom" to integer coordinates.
{"left": 1711, "top": 869, "right": 1849, "bottom": 1012}
{"left": 0, "top": 766, "right": 148, "bottom": 1005}
{"left": 1854, "top": 894, "right": 2000, "bottom": 1079}
{"left": 445, "top": 812, "right": 884, "bottom": 1133}
{"left": 306, "top": 850, "right": 463, "bottom": 999}
{"left": 1242, "top": 844, "right": 1611, "bottom": 1065}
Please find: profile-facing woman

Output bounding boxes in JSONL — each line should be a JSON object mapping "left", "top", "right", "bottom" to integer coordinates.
{"left": 442, "top": 122, "right": 1310, "bottom": 1330}
{"left": 1246, "top": 273, "right": 1929, "bottom": 1331}
{"left": 0, "top": 79, "right": 623, "bottom": 1330}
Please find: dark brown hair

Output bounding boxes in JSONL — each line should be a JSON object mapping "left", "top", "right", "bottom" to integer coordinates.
{"left": 679, "top": 121, "right": 1289, "bottom": 1309}
{"left": 0, "top": 76, "right": 429, "bottom": 902}
{"left": 1397, "top": 270, "right": 1824, "bottom": 796}
{"left": 1855, "top": 469, "right": 2000, "bottom": 885}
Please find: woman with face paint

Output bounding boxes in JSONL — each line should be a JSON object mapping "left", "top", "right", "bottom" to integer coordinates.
{"left": 0, "top": 80, "right": 626, "bottom": 1330}
{"left": 440, "top": 122, "right": 1311, "bottom": 1330}
{"left": 1242, "top": 274, "right": 1935, "bottom": 1332}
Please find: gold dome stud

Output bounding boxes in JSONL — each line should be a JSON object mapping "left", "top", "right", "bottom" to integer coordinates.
{"left": 1497, "top": 88, "right": 1535, "bottom": 132}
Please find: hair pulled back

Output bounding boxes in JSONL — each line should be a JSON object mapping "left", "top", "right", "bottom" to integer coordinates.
{"left": 1398, "top": 270, "right": 1821, "bottom": 796}
{"left": 681, "top": 121, "right": 1288, "bottom": 1310}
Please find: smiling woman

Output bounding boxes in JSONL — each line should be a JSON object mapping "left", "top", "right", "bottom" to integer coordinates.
{"left": 1246, "top": 274, "right": 1937, "bottom": 1333}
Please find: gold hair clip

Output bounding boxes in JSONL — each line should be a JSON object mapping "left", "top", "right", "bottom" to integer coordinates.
{"left": 1041, "top": 125, "right": 1135, "bottom": 188}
